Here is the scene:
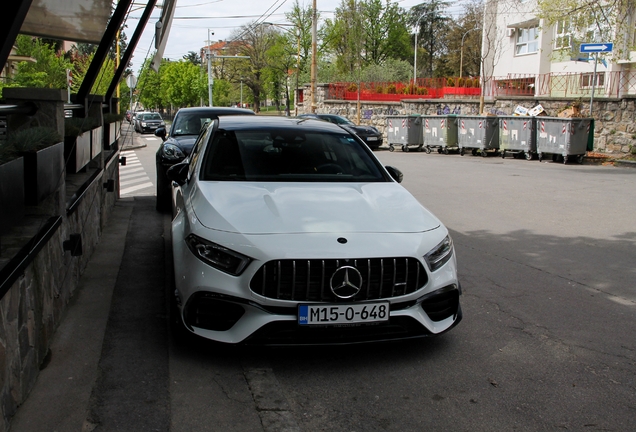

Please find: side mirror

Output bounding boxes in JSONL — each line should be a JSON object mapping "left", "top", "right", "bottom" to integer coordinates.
{"left": 155, "top": 126, "right": 167, "bottom": 141}
{"left": 385, "top": 166, "right": 403, "bottom": 183}
{"left": 166, "top": 162, "right": 189, "bottom": 186}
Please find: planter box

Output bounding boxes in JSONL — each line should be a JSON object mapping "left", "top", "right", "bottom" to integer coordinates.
{"left": 443, "top": 87, "right": 481, "bottom": 96}
{"left": 0, "top": 157, "right": 25, "bottom": 235}
{"left": 21, "top": 142, "right": 64, "bottom": 206}
{"left": 104, "top": 122, "right": 120, "bottom": 149}
{"left": 64, "top": 132, "right": 91, "bottom": 174}
{"left": 91, "top": 126, "right": 102, "bottom": 159}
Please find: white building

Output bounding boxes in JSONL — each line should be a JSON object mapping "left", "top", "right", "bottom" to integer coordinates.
{"left": 481, "top": 0, "right": 636, "bottom": 99}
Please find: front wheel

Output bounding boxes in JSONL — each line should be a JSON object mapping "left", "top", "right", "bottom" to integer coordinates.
{"left": 443, "top": 147, "right": 450, "bottom": 155}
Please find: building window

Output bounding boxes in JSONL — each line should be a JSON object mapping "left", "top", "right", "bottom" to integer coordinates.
{"left": 555, "top": 20, "right": 571, "bottom": 49}
{"left": 581, "top": 72, "right": 605, "bottom": 88}
{"left": 516, "top": 27, "right": 539, "bottom": 55}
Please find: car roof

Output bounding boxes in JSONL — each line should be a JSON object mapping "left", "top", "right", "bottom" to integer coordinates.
{"left": 176, "top": 107, "right": 255, "bottom": 116}
{"left": 217, "top": 115, "right": 350, "bottom": 133}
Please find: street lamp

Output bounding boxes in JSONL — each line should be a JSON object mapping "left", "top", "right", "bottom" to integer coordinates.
{"left": 460, "top": 27, "right": 479, "bottom": 79}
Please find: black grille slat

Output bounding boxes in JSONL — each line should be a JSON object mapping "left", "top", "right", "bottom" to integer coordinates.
{"left": 250, "top": 258, "right": 427, "bottom": 302}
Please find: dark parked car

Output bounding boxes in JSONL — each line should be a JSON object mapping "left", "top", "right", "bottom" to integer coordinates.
{"left": 298, "top": 113, "right": 383, "bottom": 149}
{"left": 155, "top": 106, "right": 255, "bottom": 210}
{"left": 134, "top": 112, "right": 165, "bottom": 133}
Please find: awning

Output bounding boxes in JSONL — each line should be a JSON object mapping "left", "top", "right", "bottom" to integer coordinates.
{"left": 20, "top": 0, "right": 112, "bottom": 44}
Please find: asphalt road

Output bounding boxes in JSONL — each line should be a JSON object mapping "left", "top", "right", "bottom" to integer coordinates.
{"left": 12, "top": 143, "right": 636, "bottom": 431}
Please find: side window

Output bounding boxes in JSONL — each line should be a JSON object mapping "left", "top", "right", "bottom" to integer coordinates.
{"left": 189, "top": 121, "right": 215, "bottom": 179}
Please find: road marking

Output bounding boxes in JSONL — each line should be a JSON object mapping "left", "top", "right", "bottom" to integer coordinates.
{"left": 119, "top": 150, "right": 154, "bottom": 197}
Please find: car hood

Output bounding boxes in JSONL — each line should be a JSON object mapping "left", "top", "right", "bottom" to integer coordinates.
{"left": 191, "top": 183, "right": 440, "bottom": 235}
{"left": 166, "top": 135, "right": 197, "bottom": 155}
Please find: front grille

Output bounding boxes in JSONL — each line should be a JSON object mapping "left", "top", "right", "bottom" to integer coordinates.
{"left": 250, "top": 258, "right": 427, "bottom": 302}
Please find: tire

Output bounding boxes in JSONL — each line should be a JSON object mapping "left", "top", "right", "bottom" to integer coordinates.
{"left": 563, "top": 155, "right": 568, "bottom": 164}
{"left": 403, "top": 145, "right": 409, "bottom": 152}
{"left": 389, "top": 145, "right": 395, "bottom": 152}
{"left": 471, "top": 149, "right": 477, "bottom": 156}
{"left": 460, "top": 148, "right": 465, "bottom": 156}
{"left": 525, "top": 152, "right": 533, "bottom": 161}
{"left": 538, "top": 152, "right": 543, "bottom": 162}
{"left": 443, "top": 147, "right": 449, "bottom": 155}
{"left": 425, "top": 146, "right": 431, "bottom": 154}
{"left": 576, "top": 154, "right": 585, "bottom": 164}
{"left": 417, "top": 145, "right": 423, "bottom": 152}
{"left": 501, "top": 150, "right": 506, "bottom": 159}
{"left": 481, "top": 149, "right": 488, "bottom": 157}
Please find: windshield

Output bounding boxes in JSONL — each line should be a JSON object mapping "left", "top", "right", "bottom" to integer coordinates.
{"left": 172, "top": 114, "right": 213, "bottom": 136}
{"left": 323, "top": 115, "right": 354, "bottom": 125}
{"left": 200, "top": 127, "right": 387, "bottom": 182}
{"left": 142, "top": 113, "right": 162, "bottom": 121}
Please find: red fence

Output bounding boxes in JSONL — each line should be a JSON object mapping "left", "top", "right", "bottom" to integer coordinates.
{"left": 327, "top": 78, "right": 481, "bottom": 101}
{"left": 326, "top": 71, "right": 636, "bottom": 102}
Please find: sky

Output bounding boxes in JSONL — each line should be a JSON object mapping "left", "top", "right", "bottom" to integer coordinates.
{"left": 126, "top": 0, "right": 469, "bottom": 76}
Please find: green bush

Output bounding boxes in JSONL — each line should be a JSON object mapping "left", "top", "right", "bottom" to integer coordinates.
{"left": 7, "top": 127, "right": 62, "bottom": 153}
{"left": 65, "top": 117, "right": 99, "bottom": 137}
{"left": 103, "top": 113, "right": 125, "bottom": 124}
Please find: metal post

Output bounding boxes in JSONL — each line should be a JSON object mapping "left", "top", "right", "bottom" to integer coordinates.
{"left": 413, "top": 31, "right": 418, "bottom": 86}
{"left": 590, "top": 53, "right": 598, "bottom": 116}
{"left": 207, "top": 29, "right": 214, "bottom": 107}
{"left": 240, "top": 79, "right": 243, "bottom": 107}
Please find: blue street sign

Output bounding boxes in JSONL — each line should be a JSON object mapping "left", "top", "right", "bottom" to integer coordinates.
{"left": 580, "top": 43, "right": 613, "bottom": 53}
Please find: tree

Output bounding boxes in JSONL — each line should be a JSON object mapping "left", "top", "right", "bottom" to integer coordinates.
{"left": 69, "top": 52, "right": 116, "bottom": 96}
{"left": 161, "top": 60, "right": 207, "bottom": 108}
{"left": 183, "top": 51, "right": 202, "bottom": 66}
{"left": 443, "top": 0, "right": 483, "bottom": 78}
{"left": 136, "top": 59, "right": 164, "bottom": 110}
{"left": 409, "top": 1, "right": 452, "bottom": 78}
{"left": 4, "top": 36, "right": 71, "bottom": 89}
{"left": 226, "top": 22, "right": 278, "bottom": 112}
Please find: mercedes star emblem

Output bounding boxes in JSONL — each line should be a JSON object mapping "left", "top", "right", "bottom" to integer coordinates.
{"left": 330, "top": 266, "right": 363, "bottom": 299}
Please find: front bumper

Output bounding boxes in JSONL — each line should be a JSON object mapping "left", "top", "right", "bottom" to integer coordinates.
{"left": 172, "top": 230, "right": 462, "bottom": 345}
{"left": 179, "top": 285, "right": 462, "bottom": 345}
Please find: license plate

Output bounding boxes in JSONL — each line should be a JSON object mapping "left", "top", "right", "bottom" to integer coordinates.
{"left": 366, "top": 137, "right": 378, "bottom": 141}
{"left": 298, "top": 302, "right": 389, "bottom": 326}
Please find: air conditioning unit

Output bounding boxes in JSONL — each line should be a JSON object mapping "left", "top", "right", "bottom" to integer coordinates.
{"left": 507, "top": 28, "right": 515, "bottom": 37}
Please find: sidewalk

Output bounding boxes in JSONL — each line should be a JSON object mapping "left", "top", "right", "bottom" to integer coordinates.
{"left": 10, "top": 201, "right": 134, "bottom": 431}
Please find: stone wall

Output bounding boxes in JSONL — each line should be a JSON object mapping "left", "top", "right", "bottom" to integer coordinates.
{"left": 0, "top": 89, "right": 119, "bottom": 432}
{"left": 299, "top": 84, "right": 636, "bottom": 154}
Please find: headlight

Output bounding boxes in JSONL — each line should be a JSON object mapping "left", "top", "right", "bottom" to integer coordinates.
{"left": 424, "top": 235, "right": 453, "bottom": 272}
{"left": 185, "top": 234, "right": 251, "bottom": 276}
{"left": 161, "top": 143, "right": 185, "bottom": 160}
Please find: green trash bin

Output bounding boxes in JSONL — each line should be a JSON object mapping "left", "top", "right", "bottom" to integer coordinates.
{"left": 422, "top": 115, "right": 459, "bottom": 154}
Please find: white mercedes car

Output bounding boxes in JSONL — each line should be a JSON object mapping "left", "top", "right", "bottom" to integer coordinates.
{"left": 167, "top": 116, "right": 462, "bottom": 344}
